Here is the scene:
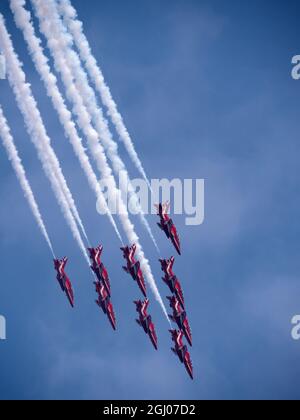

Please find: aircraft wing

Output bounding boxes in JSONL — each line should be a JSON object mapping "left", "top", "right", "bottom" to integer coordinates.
{"left": 65, "top": 278, "right": 74, "bottom": 307}
{"left": 183, "top": 318, "right": 193, "bottom": 347}
{"left": 148, "top": 321, "right": 158, "bottom": 350}
{"left": 174, "top": 280, "right": 185, "bottom": 309}
{"left": 184, "top": 350, "right": 194, "bottom": 380}
{"left": 107, "top": 302, "right": 116, "bottom": 330}
{"left": 170, "top": 226, "right": 181, "bottom": 255}
{"left": 137, "top": 273, "right": 147, "bottom": 297}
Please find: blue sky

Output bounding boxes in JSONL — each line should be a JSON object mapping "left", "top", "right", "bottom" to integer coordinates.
{"left": 1, "top": 0, "right": 300, "bottom": 400}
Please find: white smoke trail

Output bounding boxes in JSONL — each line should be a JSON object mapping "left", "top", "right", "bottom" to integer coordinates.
{"left": 0, "top": 19, "right": 88, "bottom": 247}
{"left": 32, "top": 0, "right": 168, "bottom": 320}
{"left": 10, "top": 0, "right": 123, "bottom": 245}
{"left": 48, "top": 0, "right": 159, "bottom": 253}
{"left": 0, "top": 105, "right": 55, "bottom": 258}
{"left": 0, "top": 14, "right": 89, "bottom": 265}
{"left": 56, "top": 0, "right": 152, "bottom": 191}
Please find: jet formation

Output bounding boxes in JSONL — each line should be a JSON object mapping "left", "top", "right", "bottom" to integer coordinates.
{"left": 156, "top": 202, "right": 193, "bottom": 380}
{"left": 52, "top": 202, "right": 194, "bottom": 380}
{"left": 89, "top": 246, "right": 116, "bottom": 331}
{"left": 160, "top": 256, "right": 185, "bottom": 309}
{"left": 159, "top": 255, "right": 193, "bottom": 380}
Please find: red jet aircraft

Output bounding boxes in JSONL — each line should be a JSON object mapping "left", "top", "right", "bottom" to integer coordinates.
{"left": 167, "top": 296, "right": 192, "bottom": 346}
{"left": 121, "top": 245, "right": 147, "bottom": 297}
{"left": 88, "top": 245, "right": 111, "bottom": 296}
{"left": 159, "top": 257, "right": 185, "bottom": 309}
{"left": 134, "top": 298, "right": 158, "bottom": 350}
{"left": 155, "top": 202, "right": 181, "bottom": 255}
{"left": 53, "top": 257, "right": 74, "bottom": 307}
{"left": 94, "top": 281, "right": 116, "bottom": 331}
{"left": 169, "top": 329, "right": 193, "bottom": 380}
